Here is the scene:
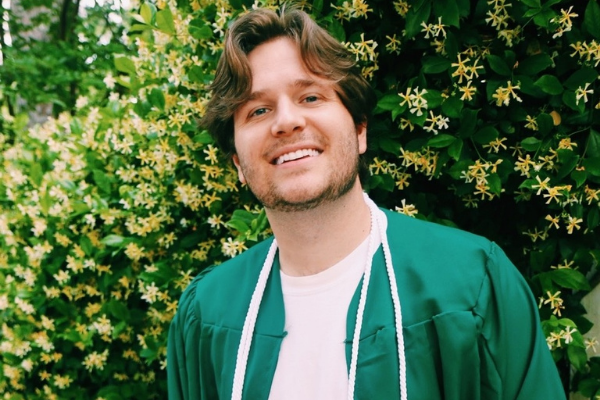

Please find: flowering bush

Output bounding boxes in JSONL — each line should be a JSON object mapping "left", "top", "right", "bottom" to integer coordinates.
{"left": 0, "top": 0, "right": 599, "bottom": 398}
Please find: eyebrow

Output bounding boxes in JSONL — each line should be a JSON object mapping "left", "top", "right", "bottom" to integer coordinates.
{"left": 244, "top": 79, "right": 327, "bottom": 103}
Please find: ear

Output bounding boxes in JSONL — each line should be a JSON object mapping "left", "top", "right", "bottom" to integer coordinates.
{"left": 232, "top": 154, "right": 247, "bottom": 184}
{"left": 357, "top": 122, "right": 367, "bottom": 155}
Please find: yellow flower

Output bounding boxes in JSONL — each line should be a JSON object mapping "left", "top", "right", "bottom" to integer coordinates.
{"left": 482, "top": 137, "right": 508, "bottom": 153}
{"left": 459, "top": 81, "right": 477, "bottom": 101}
{"left": 83, "top": 350, "right": 109, "bottom": 371}
{"left": 585, "top": 337, "right": 598, "bottom": 353}
{"left": 565, "top": 215, "right": 583, "bottom": 234}
{"left": 395, "top": 199, "right": 418, "bottom": 217}
{"left": 385, "top": 34, "right": 401, "bottom": 55}
{"left": 492, "top": 81, "right": 522, "bottom": 107}
{"left": 531, "top": 175, "right": 550, "bottom": 195}
{"left": 524, "top": 115, "right": 538, "bottom": 131}
{"left": 393, "top": 0, "right": 410, "bottom": 16}
{"left": 54, "top": 374, "right": 72, "bottom": 389}
{"left": 545, "top": 215, "right": 560, "bottom": 229}
{"left": 222, "top": 237, "right": 248, "bottom": 257}
{"left": 551, "top": 6, "right": 578, "bottom": 39}
{"left": 575, "top": 82, "right": 593, "bottom": 105}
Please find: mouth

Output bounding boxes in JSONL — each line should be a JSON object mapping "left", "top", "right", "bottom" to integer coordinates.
{"left": 273, "top": 149, "right": 321, "bottom": 165}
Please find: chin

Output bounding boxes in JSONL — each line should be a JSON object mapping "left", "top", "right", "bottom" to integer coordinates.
{"left": 260, "top": 181, "right": 357, "bottom": 212}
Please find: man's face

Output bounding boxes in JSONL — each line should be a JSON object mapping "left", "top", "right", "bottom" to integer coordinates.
{"left": 232, "top": 37, "right": 367, "bottom": 212}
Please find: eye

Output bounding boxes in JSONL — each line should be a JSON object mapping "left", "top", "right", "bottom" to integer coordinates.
{"left": 304, "top": 95, "right": 319, "bottom": 103}
{"left": 250, "top": 107, "right": 269, "bottom": 117}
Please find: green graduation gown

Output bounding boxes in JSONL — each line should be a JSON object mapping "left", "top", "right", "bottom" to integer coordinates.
{"left": 167, "top": 209, "right": 566, "bottom": 399}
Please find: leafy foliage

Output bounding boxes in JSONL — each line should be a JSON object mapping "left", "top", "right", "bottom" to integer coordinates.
{"left": 0, "top": 0, "right": 599, "bottom": 398}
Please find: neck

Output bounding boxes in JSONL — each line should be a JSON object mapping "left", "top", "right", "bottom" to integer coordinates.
{"left": 265, "top": 183, "right": 371, "bottom": 277}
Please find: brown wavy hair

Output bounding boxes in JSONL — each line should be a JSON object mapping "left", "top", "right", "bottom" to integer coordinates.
{"left": 201, "top": 6, "right": 376, "bottom": 159}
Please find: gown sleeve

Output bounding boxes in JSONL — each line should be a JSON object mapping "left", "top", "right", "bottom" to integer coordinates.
{"left": 167, "top": 273, "right": 206, "bottom": 400}
{"left": 477, "top": 243, "right": 566, "bottom": 400}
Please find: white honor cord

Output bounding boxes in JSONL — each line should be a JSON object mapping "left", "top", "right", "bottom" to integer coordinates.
{"left": 365, "top": 195, "right": 408, "bottom": 400}
{"left": 232, "top": 194, "right": 407, "bottom": 400}
{"left": 231, "top": 239, "right": 278, "bottom": 400}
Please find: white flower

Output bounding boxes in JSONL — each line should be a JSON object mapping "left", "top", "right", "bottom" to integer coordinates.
{"left": 103, "top": 73, "right": 117, "bottom": 89}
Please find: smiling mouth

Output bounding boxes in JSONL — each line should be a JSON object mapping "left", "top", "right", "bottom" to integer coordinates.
{"left": 274, "top": 149, "right": 321, "bottom": 165}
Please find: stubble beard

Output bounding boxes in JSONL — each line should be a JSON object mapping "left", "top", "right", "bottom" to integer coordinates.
{"left": 259, "top": 161, "right": 359, "bottom": 212}
{"left": 241, "top": 148, "right": 361, "bottom": 213}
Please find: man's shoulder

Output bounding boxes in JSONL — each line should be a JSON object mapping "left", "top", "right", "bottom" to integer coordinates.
{"left": 383, "top": 208, "right": 491, "bottom": 253}
{"left": 195, "top": 236, "right": 274, "bottom": 292}
{"left": 176, "top": 236, "right": 275, "bottom": 323}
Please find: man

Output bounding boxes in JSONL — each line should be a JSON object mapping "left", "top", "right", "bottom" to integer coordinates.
{"left": 168, "top": 6, "right": 565, "bottom": 400}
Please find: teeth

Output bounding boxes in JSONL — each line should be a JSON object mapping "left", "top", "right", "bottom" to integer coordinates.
{"left": 275, "top": 149, "right": 320, "bottom": 165}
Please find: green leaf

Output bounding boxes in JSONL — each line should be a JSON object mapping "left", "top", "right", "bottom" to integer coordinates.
{"left": 549, "top": 268, "right": 591, "bottom": 290}
{"left": 533, "top": 75, "right": 563, "bottom": 95}
{"left": 588, "top": 207, "right": 600, "bottom": 230}
{"left": 327, "top": 19, "right": 345, "bottom": 42}
{"left": 29, "top": 162, "right": 43, "bottom": 186}
{"left": 148, "top": 88, "right": 165, "bottom": 110}
{"left": 584, "top": 0, "right": 600, "bottom": 40}
{"left": 405, "top": 0, "right": 432, "bottom": 39}
{"left": 456, "top": 0, "right": 470, "bottom": 17}
{"left": 128, "top": 23, "right": 153, "bottom": 32}
{"left": 102, "top": 234, "right": 125, "bottom": 247}
{"left": 427, "top": 134, "right": 456, "bottom": 148}
{"left": 487, "top": 173, "right": 502, "bottom": 195}
{"left": 188, "top": 65, "right": 205, "bottom": 83}
{"left": 533, "top": 8, "right": 555, "bottom": 29}
{"left": 423, "top": 89, "right": 444, "bottom": 109}
{"left": 114, "top": 57, "right": 136, "bottom": 76}
{"left": 516, "top": 54, "right": 552, "bottom": 75}
{"left": 537, "top": 113, "right": 554, "bottom": 135}
{"left": 226, "top": 219, "right": 250, "bottom": 233}
{"left": 578, "top": 378, "right": 600, "bottom": 397}
{"left": 156, "top": 7, "right": 176, "bottom": 35}
{"left": 432, "top": 0, "right": 460, "bottom": 27}
{"left": 567, "top": 345, "right": 588, "bottom": 372}
{"left": 557, "top": 151, "right": 580, "bottom": 180}
{"left": 422, "top": 56, "right": 451, "bottom": 74}
{"left": 441, "top": 96, "right": 463, "bottom": 118}
{"left": 587, "top": 129, "right": 600, "bottom": 158}
{"left": 371, "top": 174, "right": 395, "bottom": 192}
{"left": 378, "top": 137, "right": 401, "bottom": 155}
{"left": 93, "top": 169, "right": 111, "bottom": 194}
{"left": 564, "top": 67, "right": 599, "bottom": 90}
{"left": 189, "top": 25, "right": 213, "bottom": 40}
{"left": 571, "top": 169, "right": 587, "bottom": 188}
{"left": 193, "top": 132, "right": 213, "bottom": 144}
{"left": 521, "top": 137, "right": 541, "bottom": 152}
{"left": 229, "top": 0, "right": 243, "bottom": 10}
{"left": 562, "top": 91, "right": 584, "bottom": 113}
{"left": 377, "top": 94, "right": 403, "bottom": 111}
{"left": 486, "top": 54, "right": 511, "bottom": 76}
{"left": 583, "top": 157, "right": 600, "bottom": 177}
{"left": 457, "top": 108, "right": 478, "bottom": 138}
{"left": 520, "top": 0, "right": 540, "bottom": 7}
{"left": 312, "top": 0, "right": 323, "bottom": 16}
{"left": 519, "top": 178, "right": 537, "bottom": 190}
{"left": 80, "top": 236, "right": 94, "bottom": 255}
{"left": 473, "top": 126, "right": 499, "bottom": 144}
{"left": 140, "top": 3, "right": 156, "bottom": 24}
{"left": 448, "top": 138, "right": 463, "bottom": 161}
{"left": 106, "top": 300, "right": 131, "bottom": 321}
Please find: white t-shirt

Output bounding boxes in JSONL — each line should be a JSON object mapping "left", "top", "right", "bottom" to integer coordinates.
{"left": 268, "top": 231, "right": 380, "bottom": 400}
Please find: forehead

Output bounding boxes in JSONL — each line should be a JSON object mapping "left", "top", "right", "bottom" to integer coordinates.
{"left": 245, "top": 37, "right": 330, "bottom": 92}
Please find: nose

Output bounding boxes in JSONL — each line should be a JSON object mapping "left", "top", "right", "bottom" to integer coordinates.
{"left": 270, "top": 98, "right": 305, "bottom": 136}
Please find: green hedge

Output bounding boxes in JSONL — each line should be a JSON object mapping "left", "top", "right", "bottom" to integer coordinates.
{"left": 0, "top": 0, "right": 599, "bottom": 398}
